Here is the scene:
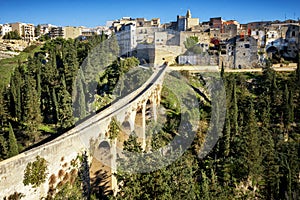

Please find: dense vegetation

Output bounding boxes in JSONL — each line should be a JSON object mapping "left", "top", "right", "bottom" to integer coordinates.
{"left": 2, "top": 30, "right": 21, "bottom": 40}
{"left": 0, "top": 34, "right": 150, "bottom": 161}
{"left": 107, "top": 63, "right": 300, "bottom": 199}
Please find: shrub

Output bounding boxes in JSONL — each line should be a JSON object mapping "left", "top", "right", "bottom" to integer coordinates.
{"left": 23, "top": 156, "right": 48, "bottom": 188}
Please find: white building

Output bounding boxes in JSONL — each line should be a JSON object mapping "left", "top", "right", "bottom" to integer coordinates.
{"left": 39, "top": 24, "right": 56, "bottom": 35}
{"left": 116, "top": 22, "right": 137, "bottom": 56}
{"left": 0, "top": 24, "right": 12, "bottom": 37}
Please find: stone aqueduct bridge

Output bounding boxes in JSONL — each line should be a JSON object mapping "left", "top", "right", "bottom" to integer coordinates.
{"left": 0, "top": 66, "right": 167, "bottom": 199}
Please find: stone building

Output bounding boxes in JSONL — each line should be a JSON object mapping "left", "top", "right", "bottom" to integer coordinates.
{"left": 265, "top": 23, "right": 300, "bottom": 59}
{"left": 176, "top": 10, "right": 199, "bottom": 31}
{"left": 209, "top": 17, "right": 224, "bottom": 32}
{"left": 136, "top": 18, "right": 160, "bottom": 28}
{"left": 235, "top": 36, "right": 259, "bottom": 68}
{"left": 219, "top": 36, "right": 259, "bottom": 69}
{"left": 49, "top": 27, "right": 64, "bottom": 38}
{"left": 223, "top": 22, "right": 239, "bottom": 38}
{"left": 63, "top": 26, "right": 82, "bottom": 39}
{"left": 116, "top": 22, "right": 137, "bottom": 56}
{"left": 179, "top": 31, "right": 210, "bottom": 49}
{"left": 39, "top": 24, "right": 55, "bottom": 35}
{"left": 10, "top": 22, "right": 35, "bottom": 41}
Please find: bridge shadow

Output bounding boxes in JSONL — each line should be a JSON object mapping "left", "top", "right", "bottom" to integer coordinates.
{"left": 90, "top": 157, "right": 113, "bottom": 199}
{"left": 190, "top": 84, "right": 211, "bottom": 104}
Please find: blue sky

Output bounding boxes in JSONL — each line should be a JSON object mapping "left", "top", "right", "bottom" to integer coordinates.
{"left": 1, "top": 0, "right": 300, "bottom": 27}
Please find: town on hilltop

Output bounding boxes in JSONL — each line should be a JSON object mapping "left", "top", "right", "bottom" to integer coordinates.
{"left": 1, "top": 10, "right": 300, "bottom": 68}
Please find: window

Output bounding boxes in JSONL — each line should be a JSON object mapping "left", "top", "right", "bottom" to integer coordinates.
{"left": 292, "top": 31, "right": 295, "bottom": 37}
{"left": 244, "top": 44, "right": 250, "bottom": 48}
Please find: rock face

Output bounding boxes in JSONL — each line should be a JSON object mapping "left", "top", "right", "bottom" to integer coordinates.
{"left": 0, "top": 39, "right": 29, "bottom": 60}
{"left": 0, "top": 39, "right": 29, "bottom": 51}
{"left": 0, "top": 51, "right": 19, "bottom": 60}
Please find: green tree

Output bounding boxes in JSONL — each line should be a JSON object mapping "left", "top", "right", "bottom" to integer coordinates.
{"left": 100, "top": 31, "right": 106, "bottom": 42}
{"left": 283, "top": 84, "right": 291, "bottom": 128}
{"left": 108, "top": 117, "right": 120, "bottom": 139}
{"left": 3, "top": 30, "right": 21, "bottom": 40}
{"left": 10, "top": 66, "right": 24, "bottom": 121}
{"left": 221, "top": 62, "right": 225, "bottom": 79}
{"left": 35, "top": 24, "right": 41, "bottom": 37}
{"left": 7, "top": 122, "right": 19, "bottom": 158}
{"left": 0, "top": 134, "right": 8, "bottom": 160}
{"left": 23, "top": 156, "right": 48, "bottom": 188}
{"left": 23, "top": 70, "right": 42, "bottom": 141}
{"left": 0, "top": 86, "right": 9, "bottom": 128}
{"left": 296, "top": 52, "right": 300, "bottom": 84}
{"left": 184, "top": 36, "right": 199, "bottom": 50}
{"left": 57, "top": 78, "right": 74, "bottom": 130}
{"left": 73, "top": 69, "right": 87, "bottom": 120}
{"left": 231, "top": 79, "right": 239, "bottom": 135}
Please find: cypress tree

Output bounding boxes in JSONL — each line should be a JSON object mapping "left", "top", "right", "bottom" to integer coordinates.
{"left": 100, "top": 31, "right": 106, "bottom": 42}
{"left": 0, "top": 134, "right": 7, "bottom": 159}
{"left": 261, "top": 104, "right": 280, "bottom": 199}
{"left": 8, "top": 122, "right": 18, "bottom": 158}
{"left": 283, "top": 84, "right": 290, "bottom": 128}
{"left": 74, "top": 69, "right": 87, "bottom": 120}
{"left": 200, "top": 170, "right": 210, "bottom": 200}
{"left": 223, "top": 112, "right": 231, "bottom": 157}
{"left": 0, "top": 86, "right": 9, "bottom": 129}
{"left": 296, "top": 52, "right": 300, "bottom": 84}
{"left": 37, "top": 69, "right": 42, "bottom": 98}
{"left": 62, "top": 41, "right": 79, "bottom": 94}
{"left": 221, "top": 62, "right": 225, "bottom": 79}
{"left": 288, "top": 89, "right": 294, "bottom": 123}
{"left": 57, "top": 78, "right": 74, "bottom": 129}
{"left": 244, "top": 101, "right": 263, "bottom": 184}
{"left": 232, "top": 80, "right": 239, "bottom": 135}
{"left": 52, "top": 88, "right": 59, "bottom": 124}
{"left": 23, "top": 71, "right": 42, "bottom": 141}
{"left": 10, "top": 66, "right": 23, "bottom": 121}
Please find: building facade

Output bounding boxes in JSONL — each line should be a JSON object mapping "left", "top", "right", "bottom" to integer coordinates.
{"left": 0, "top": 24, "right": 12, "bottom": 37}
{"left": 10, "top": 22, "right": 35, "bottom": 41}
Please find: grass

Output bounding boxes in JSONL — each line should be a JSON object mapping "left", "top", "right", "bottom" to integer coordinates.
{"left": 0, "top": 44, "right": 42, "bottom": 87}
{"left": 38, "top": 124, "right": 56, "bottom": 134}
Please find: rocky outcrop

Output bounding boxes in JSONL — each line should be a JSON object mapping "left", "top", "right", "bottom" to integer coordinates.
{"left": 0, "top": 39, "right": 29, "bottom": 60}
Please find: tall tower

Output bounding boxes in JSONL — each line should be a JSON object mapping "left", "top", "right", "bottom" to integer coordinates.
{"left": 186, "top": 9, "right": 191, "bottom": 18}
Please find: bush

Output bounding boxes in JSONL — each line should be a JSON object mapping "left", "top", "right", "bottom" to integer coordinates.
{"left": 3, "top": 30, "right": 21, "bottom": 40}
{"left": 23, "top": 156, "right": 48, "bottom": 188}
{"left": 23, "top": 45, "right": 38, "bottom": 53}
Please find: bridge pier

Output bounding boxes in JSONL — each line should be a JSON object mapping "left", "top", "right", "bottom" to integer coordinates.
{"left": 134, "top": 102, "right": 147, "bottom": 150}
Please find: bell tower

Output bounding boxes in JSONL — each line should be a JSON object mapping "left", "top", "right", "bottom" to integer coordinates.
{"left": 186, "top": 9, "right": 191, "bottom": 18}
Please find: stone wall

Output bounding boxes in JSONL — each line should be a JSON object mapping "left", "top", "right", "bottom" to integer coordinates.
{"left": 135, "top": 43, "right": 155, "bottom": 64}
{"left": 179, "top": 31, "right": 210, "bottom": 48}
{"left": 178, "top": 53, "right": 218, "bottom": 65}
{"left": 154, "top": 45, "right": 183, "bottom": 66}
{"left": 0, "top": 39, "right": 29, "bottom": 51}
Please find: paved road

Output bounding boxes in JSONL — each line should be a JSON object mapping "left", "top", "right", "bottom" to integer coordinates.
{"left": 169, "top": 65, "right": 298, "bottom": 73}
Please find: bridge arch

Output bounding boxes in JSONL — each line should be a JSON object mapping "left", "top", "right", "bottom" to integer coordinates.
{"left": 98, "top": 141, "right": 111, "bottom": 150}
{"left": 121, "top": 121, "right": 131, "bottom": 132}
{"left": 266, "top": 46, "right": 279, "bottom": 54}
